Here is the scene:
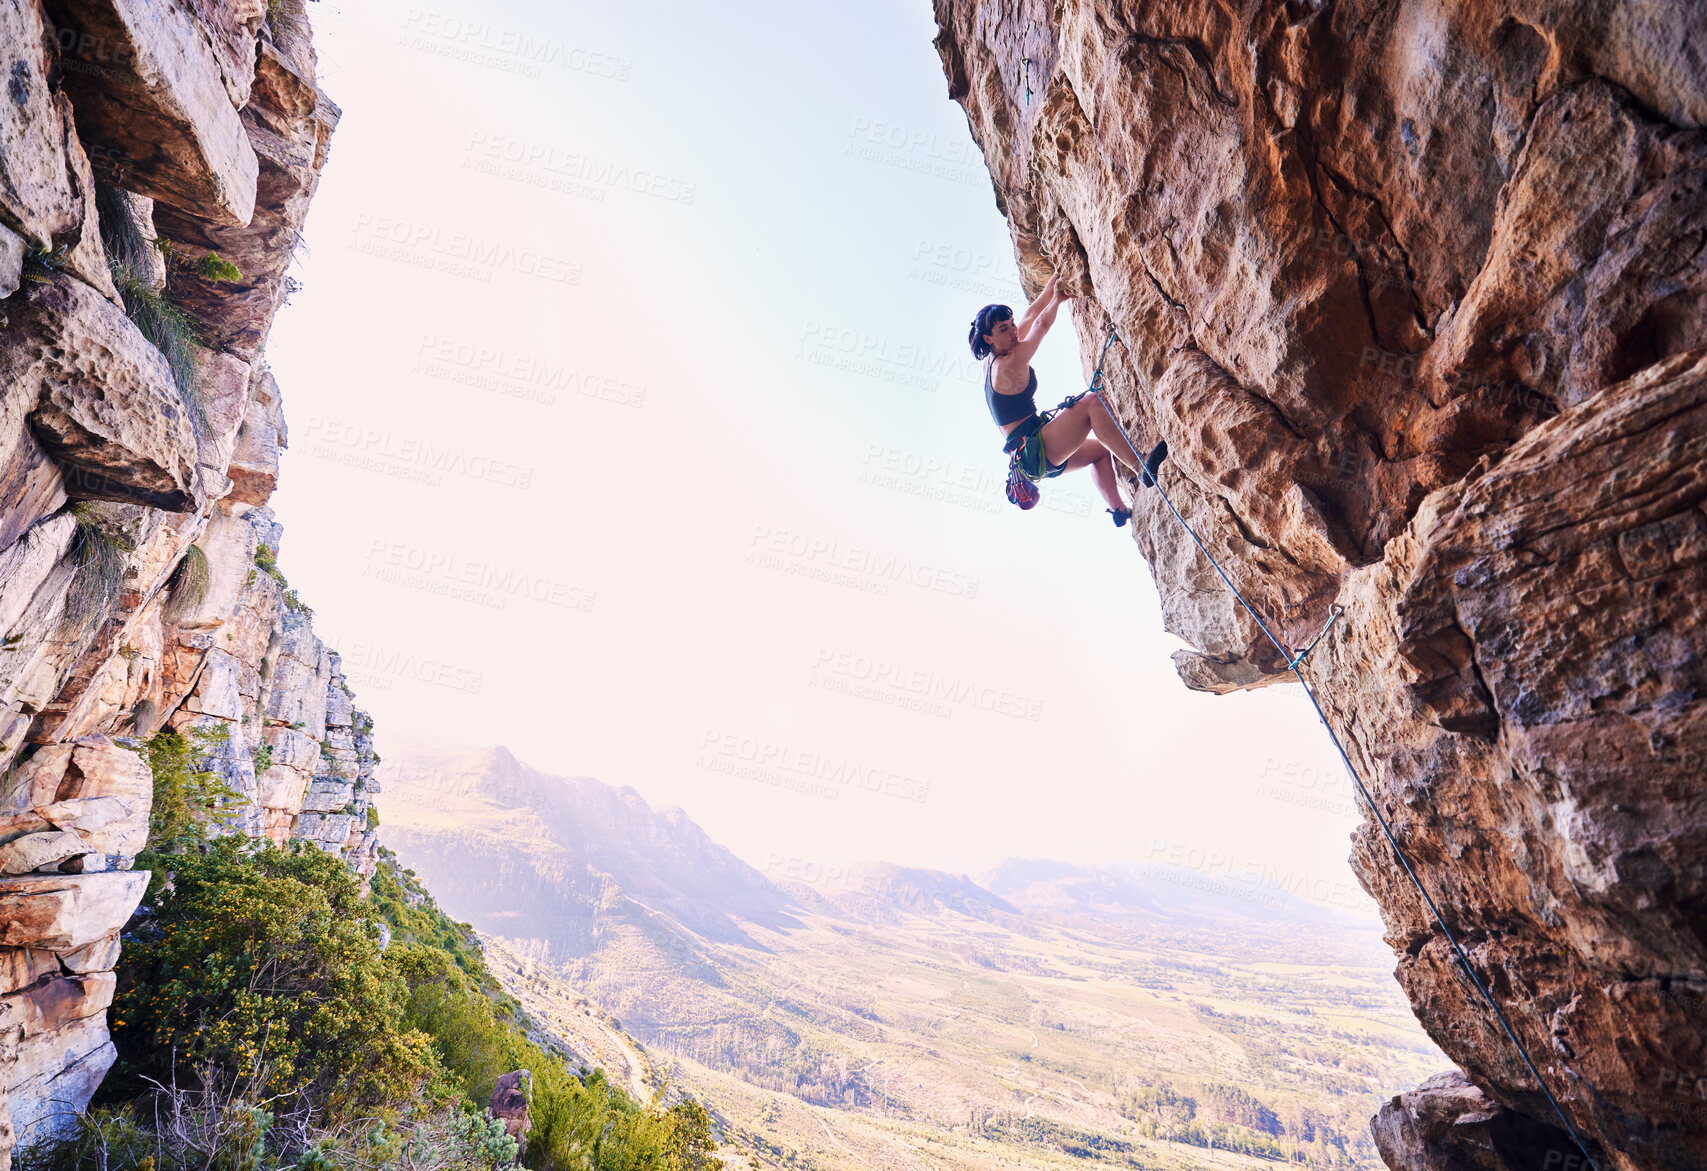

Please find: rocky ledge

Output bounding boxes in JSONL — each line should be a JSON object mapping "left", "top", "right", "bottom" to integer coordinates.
{"left": 932, "top": 2, "right": 1704, "bottom": 1169}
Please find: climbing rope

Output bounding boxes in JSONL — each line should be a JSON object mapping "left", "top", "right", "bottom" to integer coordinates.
{"left": 1082, "top": 326, "right": 1604, "bottom": 1171}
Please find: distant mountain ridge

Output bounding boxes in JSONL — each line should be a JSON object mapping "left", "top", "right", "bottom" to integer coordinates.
{"left": 379, "top": 743, "right": 804, "bottom": 949}
{"left": 379, "top": 742, "right": 1368, "bottom": 955}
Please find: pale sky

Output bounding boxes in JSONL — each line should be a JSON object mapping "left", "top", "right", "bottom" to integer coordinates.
{"left": 267, "top": 0, "right": 1376, "bottom": 917}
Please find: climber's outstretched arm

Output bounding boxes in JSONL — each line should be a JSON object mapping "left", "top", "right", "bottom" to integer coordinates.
{"left": 1004, "top": 277, "right": 1065, "bottom": 367}
{"left": 1015, "top": 272, "right": 1061, "bottom": 335}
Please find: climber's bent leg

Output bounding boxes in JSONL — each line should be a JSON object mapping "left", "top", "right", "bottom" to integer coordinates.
{"left": 1041, "top": 395, "right": 1139, "bottom": 474}
{"left": 1064, "top": 440, "right": 1124, "bottom": 513}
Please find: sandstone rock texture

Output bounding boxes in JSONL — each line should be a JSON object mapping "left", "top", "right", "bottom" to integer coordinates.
{"left": 0, "top": 0, "right": 371, "bottom": 1162}
{"left": 933, "top": 3, "right": 1704, "bottom": 1170}
{"left": 1372, "top": 1070, "right": 1574, "bottom": 1171}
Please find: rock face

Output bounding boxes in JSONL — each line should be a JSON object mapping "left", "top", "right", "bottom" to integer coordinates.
{"left": 1371, "top": 1070, "right": 1575, "bottom": 1171}
{"left": 44, "top": 0, "right": 262, "bottom": 225}
{"left": 0, "top": 1, "right": 370, "bottom": 1162}
{"left": 932, "top": 4, "right": 1704, "bottom": 1170}
{"left": 488, "top": 1069, "right": 532, "bottom": 1154}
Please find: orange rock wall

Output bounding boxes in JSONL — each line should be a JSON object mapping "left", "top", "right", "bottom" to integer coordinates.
{"left": 932, "top": 3, "right": 1705, "bottom": 1168}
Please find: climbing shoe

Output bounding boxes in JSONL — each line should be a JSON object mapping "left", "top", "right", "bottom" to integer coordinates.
{"left": 1139, "top": 439, "right": 1168, "bottom": 487}
{"left": 1108, "top": 507, "right": 1132, "bottom": 528}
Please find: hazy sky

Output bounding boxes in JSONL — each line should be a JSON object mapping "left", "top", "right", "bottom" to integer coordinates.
{"left": 267, "top": 0, "right": 1376, "bottom": 915}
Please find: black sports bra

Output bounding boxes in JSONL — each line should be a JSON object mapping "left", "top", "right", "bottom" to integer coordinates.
{"left": 984, "top": 360, "right": 1038, "bottom": 426}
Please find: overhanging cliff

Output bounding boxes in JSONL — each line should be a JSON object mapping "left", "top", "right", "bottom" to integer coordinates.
{"left": 932, "top": 3, "right": 1704, "bottom": 1169}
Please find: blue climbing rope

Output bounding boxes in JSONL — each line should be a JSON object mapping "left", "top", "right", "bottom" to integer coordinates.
{"left": 1083, "top": 326, "right": 1604, "bottom": 1171}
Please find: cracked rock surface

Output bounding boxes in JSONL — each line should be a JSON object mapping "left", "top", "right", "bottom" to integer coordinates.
{"left": 0, "top": 1, "right": 372, "bottom": 1163}
{"left": 933, "top": 2, "right": 1705, "bottom": 1168}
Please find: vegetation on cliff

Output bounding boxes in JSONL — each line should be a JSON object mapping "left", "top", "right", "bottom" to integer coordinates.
{"left": 16, "top": 738, "right": 723, "bottom": 1170}
{"left": 375, "top": 856, "right": 725, "bottom": 1170}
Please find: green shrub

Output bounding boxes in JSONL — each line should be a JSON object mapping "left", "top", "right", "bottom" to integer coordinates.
{"left": 194, "top": 250, "right": 244, "bottom": 282}
{"left": 99, "top": 827, "right": 721, "bottom": 1169}
{"left": 368, "top": 853, "right": 723, "bottom": 1170}
{"left": 151, "top": 236, "right": 244, "bottom": 284}
{"left": 656, "top": 1097, "right": 722, "bottom": 1170}
{"left": 107, "top": 839, "right": 440, "bottom": 1115}
{"left": 140, "top": 723, "right": 241, "bottom": 865}
{"left": 253, "top": 543, "right": 313, "bottom": 615}
{"left": 19, "top": 246, "right": 67, "bottom": 284}
{"left": 96, "top": 194, "right": 214, "bottom": 432}
{"left": 389, "top": 943, "right": 518, "bottom": 1105}
{"left": 65, "top": 503, "right": 133, "bottom": 623}
{"left": 11, "top": 1103, "right": 167, "bottom": 1171}
{"left": 60, "top": 503, "right": 135, "bottom": 640}
{"left": 368, "top": 849, "right": 500, "bottom": 992}
{"left": 60, "top": 501, "right": 135, "bottom": 641}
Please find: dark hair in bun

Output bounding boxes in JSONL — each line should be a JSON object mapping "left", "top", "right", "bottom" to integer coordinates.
{"left": 968, "top": 303, "right": 1013, "bottom": 359}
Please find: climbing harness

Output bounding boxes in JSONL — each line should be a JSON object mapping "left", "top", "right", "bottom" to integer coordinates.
{"left": 1000, "top": 392, "right": 1085, "bottom": 510}
{"left": 1084, "top": 325, "right": 1604, "bottom": 1171}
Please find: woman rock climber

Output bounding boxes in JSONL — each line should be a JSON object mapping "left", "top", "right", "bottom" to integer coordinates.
{"left": 970, "top": 274, "right": 1166, "bottom": 525}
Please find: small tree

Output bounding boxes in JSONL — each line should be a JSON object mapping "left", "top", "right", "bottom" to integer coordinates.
{"left": 140, "top": 723, "right": 243, "bottom": 864}
{"left": 656, "top": 1094, "right": 723, "bottom": 1170}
